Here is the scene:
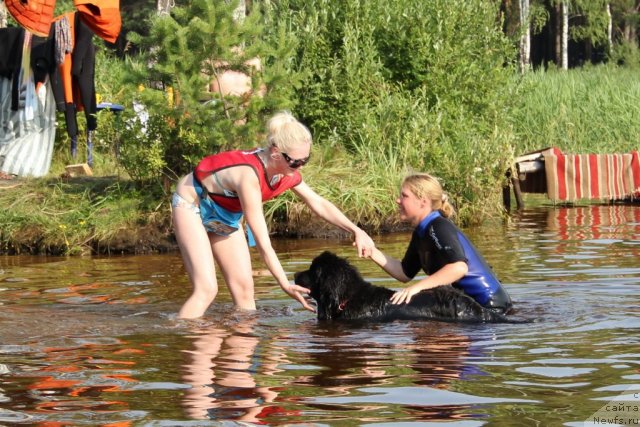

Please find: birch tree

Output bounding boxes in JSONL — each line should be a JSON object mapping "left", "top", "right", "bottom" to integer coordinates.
{"left": 157, "top": 0, "right": 174, "bottom": 15}
{"left": 607, "top": 2, "right": 613, "bottom": 48}
{"left": 560, "top": 0, "right": 569, "bottom": 69}
{"left": 519, "top": 0, "right": 532, "bottom": 71}
{"left": 617, "top": 0, "right": 639, "bottom": 44}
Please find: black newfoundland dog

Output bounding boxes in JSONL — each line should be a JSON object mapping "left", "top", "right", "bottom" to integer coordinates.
{"left": 294, "top": 251, "right": 510, "bottom": 323}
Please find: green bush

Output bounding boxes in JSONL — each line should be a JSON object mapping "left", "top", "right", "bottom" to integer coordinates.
{"left": 609, "top": 40, "right": 640, "bottom": 68}
{"left": 263, "top": 0, "right": 517, "bottom": 223}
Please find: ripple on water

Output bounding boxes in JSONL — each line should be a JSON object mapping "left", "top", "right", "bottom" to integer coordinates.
{"left": 593, "top": 384, "right": 640, "bottom": 392}
{"left": 592, "top": 393, "right": 640, "bottom": 401}
{"left": 0, "top": 408, "right": 31, "bottom": 423}
{"left": 516, "top": 367, "right": 597, "bottom": 378}
{"left": 362, "top": 422, "right": 486, "bottom": 427}
{"left": 504, "top": 381, "right": 591, "bottom": 389}
{"left": 306, "top": 386, "right": 538, "bottom": 406}
{"left": 527, "top": 347, "right": 565, "bottom": 354}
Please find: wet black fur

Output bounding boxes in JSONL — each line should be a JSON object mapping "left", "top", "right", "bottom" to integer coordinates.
{"left": 294, "top": 251, "right": 509, "bottom": 323}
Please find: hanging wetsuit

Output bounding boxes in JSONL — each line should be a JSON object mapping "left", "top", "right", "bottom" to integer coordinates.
{"left": 51, "top": 12, "right": 97, "bottom": 139}
{"left": 31, "top": 33, "right": 56, "bottom": 90}
{"left": 401, "top": 211, "right": 513, "bottom": 312}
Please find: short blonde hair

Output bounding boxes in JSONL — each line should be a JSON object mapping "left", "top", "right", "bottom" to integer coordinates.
{"left": 266, "top": 111, "right": 312, "bottom": 152}
{"left": 402, "top": 173, "right": 456, "bottom": 218}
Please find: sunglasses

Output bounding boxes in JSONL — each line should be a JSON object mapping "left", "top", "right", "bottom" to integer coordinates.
{"left": 281, "top": 151, "right": 311, "bottom": 169}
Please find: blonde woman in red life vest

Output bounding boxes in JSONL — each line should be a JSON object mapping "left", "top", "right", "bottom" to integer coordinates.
{"left": 172, "top": 111, "right": 375, "bottom": 319}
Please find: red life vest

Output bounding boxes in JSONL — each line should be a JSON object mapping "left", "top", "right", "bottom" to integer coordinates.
{"left": 194, "top": 148, "right": 302, "bottom": 213}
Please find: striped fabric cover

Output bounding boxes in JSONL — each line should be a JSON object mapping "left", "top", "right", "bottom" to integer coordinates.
{"left": 543, "top": 147, "right": 640, "bottom": 202}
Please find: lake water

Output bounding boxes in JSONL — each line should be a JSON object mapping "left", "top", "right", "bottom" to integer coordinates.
{"left": 1, "top": 205, "right": 639, "bottom": 426}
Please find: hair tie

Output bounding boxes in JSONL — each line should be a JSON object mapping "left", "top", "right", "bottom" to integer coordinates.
{"left": 441, "top": 194, "right": 448, "bottom": 203}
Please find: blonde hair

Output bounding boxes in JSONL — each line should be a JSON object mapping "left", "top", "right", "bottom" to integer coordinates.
{"left": 266, "top": 111, "right": 312, "bottom": 153}
{"left": 402, "top": 173, "right": 456, "bottom": 218}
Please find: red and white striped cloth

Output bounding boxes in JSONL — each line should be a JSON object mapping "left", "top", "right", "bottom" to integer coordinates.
{"left": 543, "top": 147, "right": 640, "bottom": 201}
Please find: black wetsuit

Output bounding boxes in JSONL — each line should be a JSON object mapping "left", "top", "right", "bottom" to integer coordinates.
{"left": 401, "top": 211, "right": 512, "bottom": 312}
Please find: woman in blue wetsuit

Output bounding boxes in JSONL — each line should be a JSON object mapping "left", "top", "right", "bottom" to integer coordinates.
{"left": 369, "top": 173, "right": 512, "bottom": 313}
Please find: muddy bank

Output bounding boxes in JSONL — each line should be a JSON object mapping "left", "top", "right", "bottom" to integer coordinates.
{"left": 2, "top": 219, "right": 407, "bottom": 256}
{"left": 0, "top": 175, "right": 406, "bottom": 256}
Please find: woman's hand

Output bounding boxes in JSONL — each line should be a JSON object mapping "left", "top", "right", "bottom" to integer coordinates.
{"left": 352, "top": 228, "right": 375, "bottom": 258}
{"left": 282, "top": 283, "right": 316, "bottom": 312}
{"left": 390, "top": 284, "right": 423, "bottom": 305}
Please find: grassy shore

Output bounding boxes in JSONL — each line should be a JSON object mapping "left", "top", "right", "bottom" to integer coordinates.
{"left": 0, "top": 145, "right": 405, "bottom": 255}
{"left": 1, "top": 65, "right": 639, "bottom": 255}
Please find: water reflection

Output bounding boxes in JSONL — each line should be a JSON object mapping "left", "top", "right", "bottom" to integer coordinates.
{"left": 546, "top": 204, "right": 640, "bottom": 241}
{"left": 0, "top": 332, "right": 146, "bottom": 426}
{"left": 180, "top": 317, "right": 280, "bottom": 422}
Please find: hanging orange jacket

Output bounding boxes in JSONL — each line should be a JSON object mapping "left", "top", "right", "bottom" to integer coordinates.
{"left": 74, "top": 0, "right": 122, "bottom": 43}
{"left": 56, "top": 12, "right": 76, "bottom": 107}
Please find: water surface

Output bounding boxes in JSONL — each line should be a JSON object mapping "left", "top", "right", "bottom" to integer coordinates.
{"left": 1, "top": 205, "right": 639, "bottom": 426}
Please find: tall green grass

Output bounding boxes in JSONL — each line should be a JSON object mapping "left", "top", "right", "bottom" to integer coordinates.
{"left": 510, "top": 65, "right": 640, "bottom": 155}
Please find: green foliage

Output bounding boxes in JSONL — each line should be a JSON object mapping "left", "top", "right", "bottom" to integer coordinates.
{"left": 609, "top": 40, "right": 640, "bottom": 67}
{"left": 569, "top": 0, "right": 611, "bottom": 48}
{"left": 53, "top": 0, "right": 74, "bottom": 15}
{"left": 263, "top": 0, "right": 517, "bottom": 224}
{"left": 530, "top": 2, "right": 552, "bottom": 35}
{"left": 118, "top": 0, "right": 157, "bottom": 53}
{"left": 522, "top": 1, "right": 614, "bottom": 56}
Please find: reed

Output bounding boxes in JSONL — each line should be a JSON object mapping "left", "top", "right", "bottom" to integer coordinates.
{"left": 510, "top": 65, "right": 640, "bottom": 155}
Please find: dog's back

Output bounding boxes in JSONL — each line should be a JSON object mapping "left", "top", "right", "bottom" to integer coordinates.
{"left": 342, "top": 283, "right": 508, "bottom": 323}
{"left": 296, "top": 251, "right": 512, "bottom": 323}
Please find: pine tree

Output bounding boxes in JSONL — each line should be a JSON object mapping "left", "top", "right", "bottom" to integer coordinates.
{"left": 119, "top": 0, "right": 300, "bottom": 180}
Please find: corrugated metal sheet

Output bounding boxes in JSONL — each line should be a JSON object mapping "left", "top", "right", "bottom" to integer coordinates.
{"left": 0, "top": 77, "right": 56, "bottom": 177}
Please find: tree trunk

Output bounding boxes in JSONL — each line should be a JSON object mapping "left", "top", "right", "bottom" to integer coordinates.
{"left": 519, "top": 0, "right": 531, "bottom": 72}
{"left": 555, "top": 1, "right": 562, "bottom": 66}
{"left": 606, "top": 2, "right": 612, "bottom": 51}
{"left": 622, "top": 2, "right": 638, "bottom": 45}
{"left": 233, "top": 0, "right": 246, "bottom": 22}
{"left": 157, "top": 0, "right": 174, "bottom": 15}
{"left": 561, "top": 0, "right": 569, "bottom": 69}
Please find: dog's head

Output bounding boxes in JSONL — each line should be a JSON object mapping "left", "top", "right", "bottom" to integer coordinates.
{"left": 294, "top": 251, "right": 366, "bottom": 320}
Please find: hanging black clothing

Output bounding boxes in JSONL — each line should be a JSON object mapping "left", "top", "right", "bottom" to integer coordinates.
{"left": 31, "top": 34, "right": 56, "bottom": 88}
{"left": 0, "top": 27, "right": 26, "bottom": 111}
{"left": 50, "top": 13, "right": 97, "bottom": 137}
